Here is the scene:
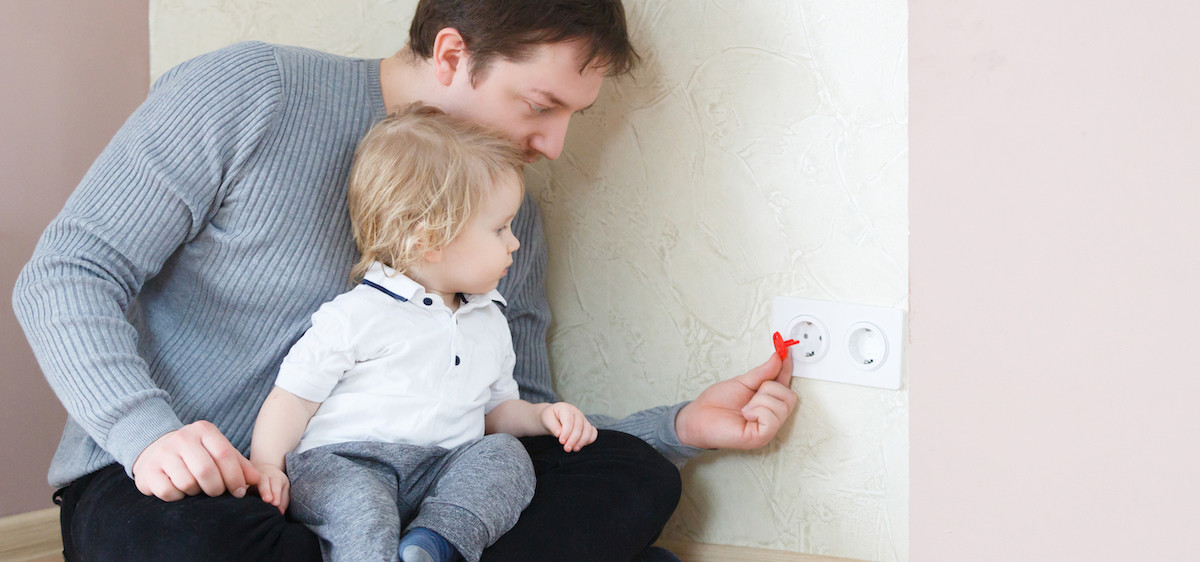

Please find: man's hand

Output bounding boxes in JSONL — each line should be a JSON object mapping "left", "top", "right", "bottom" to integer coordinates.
{"left": 132, "top": 420, "right": 260, "bottom": 501}
{"left": 540, "top": 402, "right": 598, "bottom": 452}
{"left": 675, "top": 354, "right": 798, "bottom": 450}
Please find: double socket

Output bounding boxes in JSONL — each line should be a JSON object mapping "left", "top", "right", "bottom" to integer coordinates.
{"left": 772, "top": 296, "right": 905, "bottom": 390}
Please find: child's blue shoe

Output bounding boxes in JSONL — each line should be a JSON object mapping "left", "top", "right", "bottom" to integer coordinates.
{"left": 398, "top": 527, "right": 458, "bottom": 562}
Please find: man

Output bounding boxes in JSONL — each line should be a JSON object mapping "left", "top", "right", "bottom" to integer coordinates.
{"left": 13, "top": 1, "right": 798, "bottom": 560}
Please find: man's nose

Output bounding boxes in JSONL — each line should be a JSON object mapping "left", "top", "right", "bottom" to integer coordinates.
{"left": 528, "top": 116, "right": 570, "bottom": 161}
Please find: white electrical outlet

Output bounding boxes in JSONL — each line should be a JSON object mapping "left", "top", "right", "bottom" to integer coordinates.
{"left": 772, "top": 296, "right": 905, "bottom": 390}
{"left": 785, "top": 315, "right": 828, "bottom": 362}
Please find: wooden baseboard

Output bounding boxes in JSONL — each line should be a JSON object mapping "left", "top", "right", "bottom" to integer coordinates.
{"left": 0, "top": 507, "right": 62, "bottom": 562}
{"left": 654, "top": 539, "right": 865, "bottom": 562}
{"left": 1, "top": 506, "right": 864, "bottom": 562}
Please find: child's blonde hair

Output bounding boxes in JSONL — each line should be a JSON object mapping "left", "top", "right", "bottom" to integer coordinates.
{"left": 347, "top": 103, "right": 525, "bottom": 280}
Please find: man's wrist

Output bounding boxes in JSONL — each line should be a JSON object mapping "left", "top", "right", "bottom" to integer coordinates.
{"left": 108, "top": 398, "right": 185, "bottom": 479}
{"left": 673, "top": 401, "right": 695, "bottom": 448}
{"left": 661, "top": 401, "right": 707, "bottom": 459}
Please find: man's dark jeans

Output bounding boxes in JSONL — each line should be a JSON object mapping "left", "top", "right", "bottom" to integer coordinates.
{"left": 56, "top": 430, "right": 681, "bottom": 561}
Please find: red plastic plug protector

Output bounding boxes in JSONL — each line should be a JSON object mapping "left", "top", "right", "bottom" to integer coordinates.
{"left": 773, "top": 331, "right": 799, "bottom": 360}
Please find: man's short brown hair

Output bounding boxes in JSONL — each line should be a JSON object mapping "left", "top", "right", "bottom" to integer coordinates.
{"left": 408, "top": 0, "right": 639, "bottom": 83}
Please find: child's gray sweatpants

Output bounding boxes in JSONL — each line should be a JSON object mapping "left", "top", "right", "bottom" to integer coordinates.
{"left": 284, "top": 433, "right": 535, "bottom": 562}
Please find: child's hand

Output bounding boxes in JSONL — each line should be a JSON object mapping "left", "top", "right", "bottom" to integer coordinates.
{"left": 254, "top": 464, "right": 290, "bottom": 514}
{"left": 540, "top": 402, "right": 598, "bottom": 452}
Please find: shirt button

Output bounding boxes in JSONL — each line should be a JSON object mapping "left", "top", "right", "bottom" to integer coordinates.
{"left": 423, "top": 297, "right": 433, "bottom": 306}
{"left": 455, "top": 356, "right": 461, "bottom": 366}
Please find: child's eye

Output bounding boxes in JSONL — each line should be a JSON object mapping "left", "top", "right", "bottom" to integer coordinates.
{"left": 497, "top": 225, "right": 510, "bottom": 234}
{"left": 529, "top": 102, "right": 548, "bottom": 114}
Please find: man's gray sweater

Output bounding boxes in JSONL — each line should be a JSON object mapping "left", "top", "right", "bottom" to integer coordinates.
{"left": 13, "top": 42, "right": 699, "bottom": 488}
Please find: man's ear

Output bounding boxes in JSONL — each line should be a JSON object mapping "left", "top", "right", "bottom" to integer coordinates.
{"left": 432, "top": 28, "right": 470, "bottom": 87}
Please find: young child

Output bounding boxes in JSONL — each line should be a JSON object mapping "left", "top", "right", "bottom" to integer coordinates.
{"left": 250, "top": 104, "right": 597, "bottom": 562}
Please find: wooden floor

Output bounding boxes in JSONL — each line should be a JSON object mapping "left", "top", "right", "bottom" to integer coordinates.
{"left": 1, "top": 507, "right": 865, "bottom": 562}
{"left": 655, "top": 539, "right": 863, "bottom": 562}
{"left": 0, "top": 508, "right": 60, "bottom": 562}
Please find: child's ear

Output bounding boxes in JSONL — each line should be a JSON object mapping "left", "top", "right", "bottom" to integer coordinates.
{"left": 422, "top": 247, "right": 444, "bottom": 263}
{"left": 414, "top": 224, "right": 443, "bottom": 263}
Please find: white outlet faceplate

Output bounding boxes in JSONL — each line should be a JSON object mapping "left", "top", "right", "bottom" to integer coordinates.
{"left": 772, "top": 296, "right": 905, "bottom": 390}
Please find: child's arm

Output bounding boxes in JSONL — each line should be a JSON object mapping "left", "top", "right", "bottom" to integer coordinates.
{"left": 249, "top": 387, "right": 321, "bottom": 513}
{"left": 485, "top": 400, "right": 598, "bottom": 452}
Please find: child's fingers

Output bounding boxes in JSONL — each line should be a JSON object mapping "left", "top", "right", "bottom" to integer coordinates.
{"left": 259, "top": 474, "right": 274, "bottom": 504}
{"left": 276, "top": 480, "right": 289, "bottom": 514}
{"left": 561, "top": 421, "right": 575, "bottom": 450}
{"left": 583, "top": 423, "right": 598, "bottom": 446}
{"left": 566, "top": 415, "right": 586, "bottom": 451}
{"left": 542, "top": 407, "right": 563, "bottom": 437}
{"left": 570, "top": 423, "right": 596, "bottom": 451}
{"left": 558, "top": 408, "right": 574, "bottom": 444}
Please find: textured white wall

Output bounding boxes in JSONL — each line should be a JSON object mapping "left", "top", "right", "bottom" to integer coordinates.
{"left": 150, "top": 1, "right": 907, "bottom": 560}
{"left": 535, "top": 3, "right": 908, "bottom": 560}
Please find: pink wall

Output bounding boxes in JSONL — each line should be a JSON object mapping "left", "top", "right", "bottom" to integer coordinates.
{"left": 910, "top": 0, "right": 1200, "bottom": 559}
{"left": 0, "top": 1, "right": 148, "bottom": 516}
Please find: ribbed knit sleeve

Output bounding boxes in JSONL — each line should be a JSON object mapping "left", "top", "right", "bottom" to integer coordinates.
{"left": 586, "top": 403, "right": 703, "bottom": 467}
{"left": 12, "top": 42, "right": 284, "bottom": 476}
{"left": 499, "top": 193, "right": 557, "bottom": 405}
{"left": 500, "top": 195, "right": 705, "bottom": 466}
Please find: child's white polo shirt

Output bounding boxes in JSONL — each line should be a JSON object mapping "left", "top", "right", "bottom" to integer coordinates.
{"left": 275, "top": 262, "right": 519, "bottom": 454}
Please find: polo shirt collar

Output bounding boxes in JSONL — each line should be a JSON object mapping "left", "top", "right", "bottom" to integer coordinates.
{"left": 363, "top": 262, "right": 506, "bottom": 309}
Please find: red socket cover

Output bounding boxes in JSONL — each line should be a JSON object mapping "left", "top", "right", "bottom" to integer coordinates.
{"left": 773, "top": 331, "right": 799, "bottom": 360}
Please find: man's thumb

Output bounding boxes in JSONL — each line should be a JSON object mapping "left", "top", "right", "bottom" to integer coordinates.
{"left": 737, "top": 354, "right": 784, "bottom": 388}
